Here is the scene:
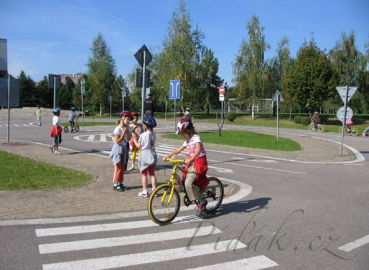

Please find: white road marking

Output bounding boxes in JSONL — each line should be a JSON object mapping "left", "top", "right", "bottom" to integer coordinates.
{"left": 186, "top": 256, "right": 278, "bottom": 270}
{"left": 208, "top": 158, "right": 304, "bottom": 175}
{"left": 86, "top": 135, "right": 95, "bottom": 142}
{"left": 36, "top": 215, "right": 205, "bottom": 237}
{"left": 39, "top": 226, "right": 220, "bottom": 254}
{"left": 338, "top": 234, "right": 369, "bottom": 252}
{"left": 13, "top": 124, "right": 20, "bottom": 127}
{"left": 99, "top": 133, "right": 108, "bottom": 142}
{"left": 42, "top": 240, "right": 246, "bottom": 270}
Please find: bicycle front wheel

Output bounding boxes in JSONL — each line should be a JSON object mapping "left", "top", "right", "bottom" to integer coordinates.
{"left": 63, "top": 126, "right": 69, "bottom": 133}
{"left": 75, "top": 125, "right": 80, "bottom": 132}
{"left": 203, "top": 177, "right": 224, "bottom": 214}
{"left": 308, "top": 124, "right": 313, "bottom": 131}
{"left": 350, "top": 128, "right": 358, "bottom": 136}
{"left": 318, "top": 124, "right": 324, "bottom": 132}
{"left": 148, "top": 184, "right": 180, "bottom": 225}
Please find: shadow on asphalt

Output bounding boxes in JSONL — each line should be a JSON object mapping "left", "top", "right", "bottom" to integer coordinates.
{"left": 203, "top": 197, "right": 271, "bottom": 220}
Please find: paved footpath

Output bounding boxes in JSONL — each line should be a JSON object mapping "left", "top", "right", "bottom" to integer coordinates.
{"left": 0, "top": 141, "right": 238, "bottom": 220}
{"left": 0, "top": 125, "right": 361, "bottom": 220}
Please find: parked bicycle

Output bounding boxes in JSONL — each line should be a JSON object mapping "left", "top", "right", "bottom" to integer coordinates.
{"left": 64, "top": 118, "right": 80, "bottom": 133}
{"left": 339, "top": 125, "right": 358, "bottom": 136}
{"left": 308, "top": 123, "right": 324, "bottom": 132}
{"left": 148, "top": 158, "right": 224, "bottom": 225}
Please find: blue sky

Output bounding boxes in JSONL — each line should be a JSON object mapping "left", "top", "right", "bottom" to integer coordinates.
{"left": 1, "top": 0, "right": 368, "bottom": 86}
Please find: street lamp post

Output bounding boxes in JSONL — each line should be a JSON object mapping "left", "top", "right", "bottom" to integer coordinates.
{"left": 80, "top": 79, "right": 85, "bottom": 126}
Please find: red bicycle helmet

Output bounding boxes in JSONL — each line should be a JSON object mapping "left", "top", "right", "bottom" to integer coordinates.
{"left": 176, "top": 118, "right": 193, "bottom": 134}
{"left": 120, "top": 111, "right": 131, "bottom": 119}
{"left": 130, "top": 111, "right": 139, "bottom": 117}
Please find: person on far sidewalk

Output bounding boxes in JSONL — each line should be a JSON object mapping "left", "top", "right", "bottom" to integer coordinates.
{"left": 36, "top": 105, "right": 42, "bottom": 126}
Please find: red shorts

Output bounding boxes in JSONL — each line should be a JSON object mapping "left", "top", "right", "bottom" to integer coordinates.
{"left": 141, "top": 165, "right": 155, "bottom": 176}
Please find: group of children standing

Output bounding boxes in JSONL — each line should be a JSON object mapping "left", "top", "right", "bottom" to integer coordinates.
{"left": 109, "top": 111, "right": 209, "bottom": 216}
{"left": 109, "top": 111, "right": 157, "bottom": 197}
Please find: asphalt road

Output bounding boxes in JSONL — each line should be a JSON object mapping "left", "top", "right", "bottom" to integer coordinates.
{"left": 1, "top": 112, "right": 368, "bottom": 270}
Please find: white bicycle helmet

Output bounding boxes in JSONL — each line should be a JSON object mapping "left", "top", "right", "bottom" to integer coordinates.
{"left": 176, "top": 118, "right": 193, "bottom": 134}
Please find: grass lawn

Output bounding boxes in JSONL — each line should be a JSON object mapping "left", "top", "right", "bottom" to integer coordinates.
{"left": 0, "top": 150, "right": 93, "bottom": 190}
{"left": 203, "top": 115, "right": 369, "bottom": 134}
{"left": 163, "top": 130, "right": 301, "bottom": 151}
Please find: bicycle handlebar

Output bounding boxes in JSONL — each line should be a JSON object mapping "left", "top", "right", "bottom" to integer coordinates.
{"left": 164, "top": 158, "right": 185, "bottom": 164}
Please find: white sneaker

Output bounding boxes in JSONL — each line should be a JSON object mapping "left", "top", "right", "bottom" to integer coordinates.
{"left": 127, "top": 165, "right": 135, "bottom": 172}
{"left": 138, "top": 190, "right": 149, "bottom": 197}
{"left": 54, "top": 150, "right": 61, "bottom": 155}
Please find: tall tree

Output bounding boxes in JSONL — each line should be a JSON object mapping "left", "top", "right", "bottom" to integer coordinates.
{"left": 154, "top": 0, "right": 222, "bottom": 110}
{"left": 87, "top": 33, "right": 116, "bottom": 116}
{"left": 283, "top": 39, "right": 335, "bottom": 112}
{"left": 329, "top": 32, "right": 369, "bottom": 113}
{"left": 233, "top": 15, "right": 270, "bottom": 109}
{"left": 18, "top": 71, "right": 36, "bottom": 106}
{"left": 58, "top": 77, "right": 75, "bottom": 109}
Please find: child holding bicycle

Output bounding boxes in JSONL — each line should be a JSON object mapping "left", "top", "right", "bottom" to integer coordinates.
{"left": 128, "top": 111, "right": 143, "bottom": 171}
{"left": 163, "top": 118, "right": 209, "bottom": 216}
{"left": 131, "top": 116, "right": 157, "bottom": 197}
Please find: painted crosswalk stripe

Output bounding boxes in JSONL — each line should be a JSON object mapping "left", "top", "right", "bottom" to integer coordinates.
{"left": 36, "top": 215, "right": 202, "bottom": 237}
{"left": 99, "top": 134, "right": 107, "bottom": 142}
{"left": 186, "top": 256, "right": 278, "bottom": 270}
{"left": 14, "top": 124, "right": 20, "bottom": 127}
{"left": 42, "top": 240, "right": 246, "bottom": 270}
{"left": 39, "top": 226, "right": 220, "bottom": 254}
{"left": 338, "top": 234, "right": 369, "bottom": 252}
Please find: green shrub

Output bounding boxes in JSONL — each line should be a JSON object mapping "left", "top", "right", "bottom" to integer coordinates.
{"left": 300, "top": 116, "right": 311, "bottom": 126}
{"left": 226, "top": 112, "right": 237, "bottom": 122}
{"left": 293, "top": 115, "right": 302, "bottom": 124}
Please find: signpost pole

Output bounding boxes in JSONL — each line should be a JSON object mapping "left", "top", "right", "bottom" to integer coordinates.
{"left": 7, "top": 76, "right": 10, "bottom": 143}
{"left": 276, "top": 94, "right": 279, "bottom": 139}
{"left": 141, "top": 51, "right": 146, "bottom": 120}
{"left": 81, "top": 79, "right": 84, "bottom": 126}
{"left": 339, "top": 86, "right": 349, "bottom": 156}
{"left": 53, "top": 76, "right": 56, "bottom": 109}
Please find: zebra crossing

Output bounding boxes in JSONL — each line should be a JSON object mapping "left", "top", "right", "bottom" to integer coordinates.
{"left": 36, "top": 215, "right": 278, "bottom": 270}
{"left": 0, "top": 122, "right": 35, "bottom": 128}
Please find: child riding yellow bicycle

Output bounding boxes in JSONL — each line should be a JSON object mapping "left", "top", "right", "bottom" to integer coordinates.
{"left": 163, "top": 118, "right": 209, "bottom": 216}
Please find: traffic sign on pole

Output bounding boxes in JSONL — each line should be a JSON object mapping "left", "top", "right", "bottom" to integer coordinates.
{"left": 169, "top": 79, "right": 180, "bottom": 100}
{"left": 336, "top": 106, "right": 353, "bottom": 122}
{"left": 336, "top": 86, "right": 357, "bottom": 104}
{"left": 134, "top": 45, "right": 152, "bottom": 67}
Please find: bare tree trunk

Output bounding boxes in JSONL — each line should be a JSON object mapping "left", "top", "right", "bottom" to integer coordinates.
{"left": 99, "top": 99, "right": 103, "bottom": 116}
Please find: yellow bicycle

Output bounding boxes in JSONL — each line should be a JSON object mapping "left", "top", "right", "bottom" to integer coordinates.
{"left": 148, "top": 158, "right": 224, "bottom": 225}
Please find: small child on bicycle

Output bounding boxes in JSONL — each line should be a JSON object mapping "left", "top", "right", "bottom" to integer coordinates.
{"left": 163, "top": 118, "right": 209, "bottom": 216}
{"left": 131, "top": 116, "right": 157, "bottom": 198}
{"left": 68, "top": 107, "right": 77, "bottom": 132}
{"left": 311, "top": 112, "right": 320, "bottom": 130}
{"left": 128, "top": 111, "right": 143, "bottom": 171}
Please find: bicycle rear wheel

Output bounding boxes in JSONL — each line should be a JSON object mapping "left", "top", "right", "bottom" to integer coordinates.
{"left": 203, "top": 177, "right": 224, "bottom": 214}
{"left": 307, "top": 124, "right": 313, "bottom": 131}
{"left": 317, "top": 124, "right": 324, "bottom": 132}
{"left": 63, "top": 126, "right": 69, "bottom": 133}
{"left": 350, "top": 128, "right": 358, "bottom": 136}
{"left": 148, "top": 184, "right": 180, "bottom": 225}
{"left": 75, "top": 125, "right": 80, "bottom": 132}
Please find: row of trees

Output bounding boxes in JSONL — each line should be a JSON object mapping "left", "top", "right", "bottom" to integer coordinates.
{"left": 17, "top": 1, "right": 369, "bottom": 115}
{"left": 233, "top": 16, "right": 369, "bottom": 114}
